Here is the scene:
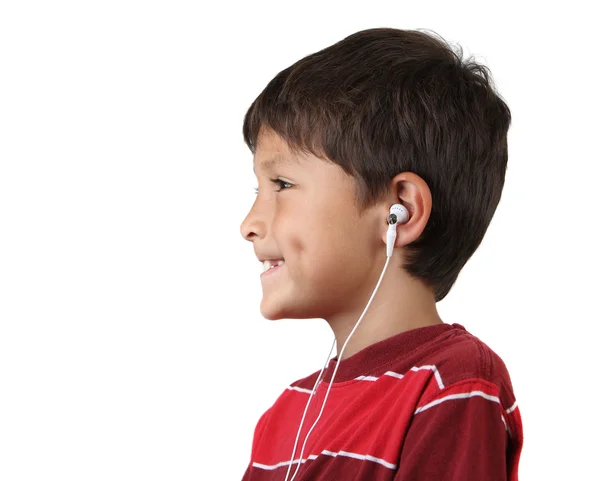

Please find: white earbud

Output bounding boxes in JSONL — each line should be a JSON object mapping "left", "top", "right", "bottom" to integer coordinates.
{"left": 386, "top": 203, "right": 409, "bottom": 257}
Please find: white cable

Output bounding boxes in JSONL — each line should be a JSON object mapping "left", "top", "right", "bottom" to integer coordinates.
{"left": 286, "top": 255, "right": 392, "bottom": 481}
{"left": 282, "top": 337, "right": 337, "bottom": 481}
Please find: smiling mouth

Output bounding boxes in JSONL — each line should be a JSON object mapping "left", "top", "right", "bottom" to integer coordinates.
{"left": 262, "top": 259, "right": 285, "bottom": 273}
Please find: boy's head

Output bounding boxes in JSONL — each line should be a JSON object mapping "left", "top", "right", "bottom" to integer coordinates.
{"left": 240, "top": 28, "right": 511, "bottom": 321}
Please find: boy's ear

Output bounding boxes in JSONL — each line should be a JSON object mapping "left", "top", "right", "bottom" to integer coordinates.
{"left": 383, "top": 172, "right": 432, "bottom": 248}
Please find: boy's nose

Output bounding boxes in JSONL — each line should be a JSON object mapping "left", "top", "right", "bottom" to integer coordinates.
{"left": 240, "top": 208, "right": 266, "bottom": 242}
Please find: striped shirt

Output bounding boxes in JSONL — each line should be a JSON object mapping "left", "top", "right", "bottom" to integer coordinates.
{"left": 241, "top": 322, "right": 523, "bottom": 480}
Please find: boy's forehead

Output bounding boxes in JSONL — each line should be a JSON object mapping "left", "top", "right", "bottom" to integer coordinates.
{"left": 253, "top": 129, "right": 308, "bottom": 174}
{"left": 253, "top": 152, "right": 298, "bottom": 174}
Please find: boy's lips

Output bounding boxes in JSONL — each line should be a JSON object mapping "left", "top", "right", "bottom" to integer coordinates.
{"left": 256, "top": 254, "right": 284, "bottom": 264}
{"left": 260, "top": 259, "right": 285, "bottom": 277}
{"left": 257, "top": 253, "right": 283, "bottom": 261}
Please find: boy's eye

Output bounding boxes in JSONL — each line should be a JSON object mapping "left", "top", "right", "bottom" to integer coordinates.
{"left": 254, "top": 178, "right": 293, "bottom": 194}
{"left": 271, "top": 178, "right": 293, "bottom": 191}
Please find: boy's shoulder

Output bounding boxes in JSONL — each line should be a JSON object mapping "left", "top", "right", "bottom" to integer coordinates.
{"left": 291, "top": 323, "right": 517, "bottom": 405}
{"left": 420, "top": 323, "right": 516, "bottom": 393}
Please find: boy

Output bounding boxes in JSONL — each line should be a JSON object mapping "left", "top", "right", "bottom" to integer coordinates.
{"left": 239, "top": 27, "right": 523, "bottom": 481}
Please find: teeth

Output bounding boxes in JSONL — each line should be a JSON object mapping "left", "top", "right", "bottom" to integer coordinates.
{"left": 262, "top": 259, "right": 284, "bottom": 272}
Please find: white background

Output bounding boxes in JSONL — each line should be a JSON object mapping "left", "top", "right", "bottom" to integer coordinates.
{"left": 1, "top": 1, "right": 598, "bottom": 479}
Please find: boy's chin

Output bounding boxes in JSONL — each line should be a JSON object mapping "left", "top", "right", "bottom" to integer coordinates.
{"left": 260, "top": 297, "right": 318, "bottom": 320}
{"left": 259, "top": 301, "right": 287, "bottom": 320}
{"left": 260, "top": 294, "right": 304, "bottom": 320}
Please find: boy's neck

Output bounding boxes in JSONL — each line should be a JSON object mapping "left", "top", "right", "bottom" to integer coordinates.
{"left": 326, "top": 257, "right": 443, "bottom": 361}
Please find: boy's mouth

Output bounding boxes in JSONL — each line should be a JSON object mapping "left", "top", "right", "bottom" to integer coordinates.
{"left": 262, "top": 259, "right": 285, "bottom": 273}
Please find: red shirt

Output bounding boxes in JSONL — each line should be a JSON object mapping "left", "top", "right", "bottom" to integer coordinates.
{"left": 241, "top": 323, "right": 523, "bottom": 480}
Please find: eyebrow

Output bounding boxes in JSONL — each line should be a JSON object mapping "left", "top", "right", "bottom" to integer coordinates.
{"left": 252, "top": 154, "right": 296, "bottom": 174}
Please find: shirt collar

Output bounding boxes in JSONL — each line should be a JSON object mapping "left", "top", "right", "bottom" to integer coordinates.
{"left": 321, "top": 322, "right": 464, "bottom": 383}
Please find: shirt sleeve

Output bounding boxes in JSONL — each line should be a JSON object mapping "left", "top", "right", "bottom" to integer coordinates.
{"left": 394, "top": 378, "right": 513, "bottom": 481}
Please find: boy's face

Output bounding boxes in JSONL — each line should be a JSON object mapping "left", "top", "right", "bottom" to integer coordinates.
{"left": 240, "top": 129, "right": 382, "bottom": 321}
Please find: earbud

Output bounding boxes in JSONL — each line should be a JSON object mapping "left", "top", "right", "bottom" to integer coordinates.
{"left": 386, "top": 204, "right": 409, "bottom": 257}
{"left": 388, "top": 204, "right": 409, "bottom": 226}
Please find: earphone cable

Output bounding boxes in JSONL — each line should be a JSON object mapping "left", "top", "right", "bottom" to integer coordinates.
{"left": 287, "top": 256, "right": 392, "bottom": 481}
{"left": 283, "top": 336, "right": 337, "bottom": 481}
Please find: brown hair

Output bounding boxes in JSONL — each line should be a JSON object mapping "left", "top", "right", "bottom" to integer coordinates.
{"left": 242, "top": 28, "right": 511, "bottom": 302}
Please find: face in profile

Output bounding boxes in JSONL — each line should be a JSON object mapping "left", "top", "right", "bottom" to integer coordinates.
{"left": 240, "top": 129, "right": 381, "bottom": 321}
